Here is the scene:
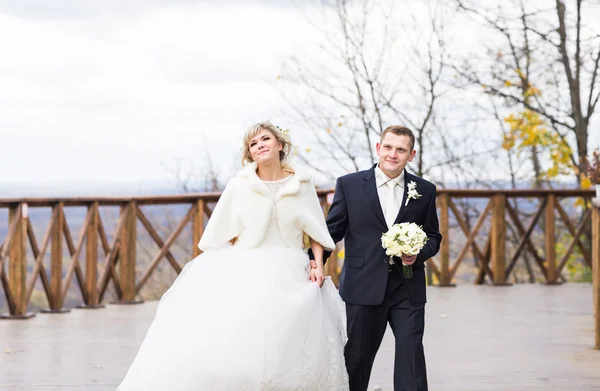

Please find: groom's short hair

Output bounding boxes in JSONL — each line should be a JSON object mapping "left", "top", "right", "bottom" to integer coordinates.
{"left": 380, "top": 125, "right": 415, "bottom": 150}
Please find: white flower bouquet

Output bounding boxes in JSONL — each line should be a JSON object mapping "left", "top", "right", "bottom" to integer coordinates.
{"left": 381, "top": 222, "right": 428, "bottom": 279}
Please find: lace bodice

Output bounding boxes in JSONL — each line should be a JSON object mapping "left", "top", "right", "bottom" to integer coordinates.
{"left": 260, "top": 175, "right": 294, "bottom": 247}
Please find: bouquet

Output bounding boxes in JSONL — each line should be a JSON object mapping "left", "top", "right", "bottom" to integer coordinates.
{"left": 381, "top": 222, "right": 428, "bottom": 279}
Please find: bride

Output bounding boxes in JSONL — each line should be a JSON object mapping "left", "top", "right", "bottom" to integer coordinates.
{"left": 117, "top": 121, "right": 349, "bottom": 390}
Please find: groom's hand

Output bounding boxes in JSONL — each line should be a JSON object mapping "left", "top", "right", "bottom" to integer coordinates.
{"left": 400, "top": 254, "right": 417, "bottom": 265}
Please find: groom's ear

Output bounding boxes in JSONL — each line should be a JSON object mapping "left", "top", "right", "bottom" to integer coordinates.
{"left": 375, "top": 143, "right": 381, "bottom": 154}
{"left": 408, "top": 149, "right": 416, "bottom": 162}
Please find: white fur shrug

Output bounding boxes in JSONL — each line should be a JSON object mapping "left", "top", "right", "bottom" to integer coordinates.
{"left": 198, "top": 162, "right": 335, "bottom": 252}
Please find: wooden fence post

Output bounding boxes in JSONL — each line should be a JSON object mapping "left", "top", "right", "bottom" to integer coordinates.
{"left": 545, "top": 194, "right": 560, "bottom": 284}
{"left": 78, "top": 202, "right": 104, "bottom": 309}
{"left": 591, "top": 199, "right": 599, "bottom": 349}
{"left": 491, "top": 194, "right": 510, "bottom": 286}
{"left": 1, "top": 204, "right": 35, "bottom": 319}
{"left": 192, "top": 200, "right": 205, "bottom": 258}
{"left": 437, "top": 193, "right": 453, "bottom": 286}
{"left": 41, "top": 202, "right": 70, "bottom": 313}
{"left": 113, "top": 201, "right": 142, "bottom": 305}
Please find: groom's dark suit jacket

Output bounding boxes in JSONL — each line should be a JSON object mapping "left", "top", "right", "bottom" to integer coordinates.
{"left": 324, "top": 164, "right": 442, "bottom": 305}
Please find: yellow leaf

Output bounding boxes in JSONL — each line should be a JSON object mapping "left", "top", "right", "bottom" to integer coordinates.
{"left": 326, "top": 128, "right": 331, "bottom": 133}
{"left": 581, "top": 175, "right": 592, "bottom": 189}
{"left": 504, "top": 80, "right": 512, "bottom": 87}
{"left": 546, "top": 166, "right": 559, "bottom": 178}
{"left": 337, "top": 122, "right": 343, "bottom": 127}
{"left": 502, "top": 140, "right": 515, "bottom": 150}
{"left": 305, "top": 148, "right": 311, "bottom": 153}
{"left": 574, "top": 197, "right": 590, "bottom": 208}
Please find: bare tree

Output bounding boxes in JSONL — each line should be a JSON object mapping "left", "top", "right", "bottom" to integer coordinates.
{"left": 161, "top": 133, "right": 226, "bottom": 193}
{"left": 279, "top": 0, "right": 461, "bottom": 180}
{"left": 453, "top": 0, "right": 600, "bottom": 185}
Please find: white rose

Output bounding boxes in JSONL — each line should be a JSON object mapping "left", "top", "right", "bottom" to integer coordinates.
{"left": 400, "top": 244, "right": 412, "bottom": 254}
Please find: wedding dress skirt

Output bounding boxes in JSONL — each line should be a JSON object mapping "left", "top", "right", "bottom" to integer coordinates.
{"left": 117, "top": 244, "right": 349, "bottom": 391}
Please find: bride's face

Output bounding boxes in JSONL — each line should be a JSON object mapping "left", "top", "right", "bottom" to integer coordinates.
{"left": 249, "top": 128, "right": 282, "bottom": 165}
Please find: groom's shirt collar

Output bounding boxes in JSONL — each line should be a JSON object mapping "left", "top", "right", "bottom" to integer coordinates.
{"left": 375, "top": 164, "right": 404, "bottom": 188}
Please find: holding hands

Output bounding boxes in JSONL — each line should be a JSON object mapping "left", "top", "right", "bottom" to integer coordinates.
{"left": 308, "top": 259, "right": 325, "bottom": 287}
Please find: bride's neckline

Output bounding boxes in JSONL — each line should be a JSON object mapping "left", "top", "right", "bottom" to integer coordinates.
{"left": 261, "top": 174, "right": 294, "bottom": 183}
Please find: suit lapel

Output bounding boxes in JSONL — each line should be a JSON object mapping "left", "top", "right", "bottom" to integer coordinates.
{"left": 394, "top": 169, "right": 411, "bottom": 224}
{"left": 362, "top": 166, "right": 387, "bottom": 228}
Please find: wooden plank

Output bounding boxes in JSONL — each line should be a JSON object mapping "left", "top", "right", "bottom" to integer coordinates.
{"left": 555, "top": 200, "right": 592, "bottom": 266}
{"left": 135, "top": 206, "right": 194, "bottom": 294}
{"left": 505, "top": 199, "right": 548, "bottom": 276}
{"left": 0, "top": 188, "right": 595, "bottom": 208}
{"left": 0, "top": 204, "right": 21, "bottom": 315}
{"left": 3, "top": 285, "right": 600, "bottom": 389}
{"left": 545, "top": 194, "right": 558, "bottom": 284}
{"left": 0, "top": 268, "right": 16, "bottom": 314}
{"left": 592, "top": 202, "right": 599, "bottom": 350}
{"left": 136, "top": 205, "right": 183, "bottom": 274}
{"left": 59, "top": 208, "right": 92, "bottom": 307}
{"left": 49, "top": 203, "right": 64, "bottom": 310}
{"left": 98, "top": 243, "right": 121, "bottom": 302}
{"left": 0, "top": 194, "right": 222, "bottom": 208}
{"left": 557, "top": 210, "right": 591, "bottom": 274}
{"left": 85, "top": 202, "right": 100, "bottom": 307}
{"left": 475, "top": 237, "right": 493, "bottom": 284}
{"left": 96, "top": 212, "right": 126, "bottom": 299}
{"left": 0, "top": 204, "right": 22, "bottom": 272}
{"left": 438, "top": 193, "right": 451, "bottom": 285}
{"left": 8, "top": 204, "right": 27, "bottom": 315}
{"left": 448, "top": 199, "right": 493, "bottom": 280}
{"left": 425, "top": 257, "right": 441, "bottom": 281}
{"left": 491, "top": 195, "right": 508, "bottom": 285}
{"left": 192, "top": 200, "right": 204, "bottom": 258}
{"left": 25, "top": 214, "right": 54, "bottom": 305}
{"left": 118, "top": 202, "right": 138, "bottom": 303}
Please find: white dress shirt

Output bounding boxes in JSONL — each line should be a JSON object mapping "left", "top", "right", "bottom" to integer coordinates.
{"left": 375, "top": 165, "right": 404, "bottom": 228}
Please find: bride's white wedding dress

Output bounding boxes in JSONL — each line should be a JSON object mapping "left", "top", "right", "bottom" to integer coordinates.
{"left": 117, "top": 176, "right": 349, "bottom": 391}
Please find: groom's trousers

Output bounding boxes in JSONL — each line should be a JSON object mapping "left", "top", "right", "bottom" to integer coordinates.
{"left": 344, "top": 270, "right": 427, "bottom": 391}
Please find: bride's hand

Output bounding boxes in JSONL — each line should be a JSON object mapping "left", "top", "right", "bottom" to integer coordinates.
{"left": 313, "top": 267, "right": 325, "bottom": 288}
{"left": 308, "top": 267, "right": 317, "bottom": 282}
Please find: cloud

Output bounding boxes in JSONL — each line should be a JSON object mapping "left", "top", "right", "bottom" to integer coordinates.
{"left": 0, "top": 0, "right": 301, "bottom": 20}
{"left": 0, "top": 2, "right": 316, "bottom": 186}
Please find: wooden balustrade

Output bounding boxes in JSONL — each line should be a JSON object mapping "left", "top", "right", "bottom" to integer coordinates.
{"left": 0, "top": 189, "right": 595, "bottom": 322}
{"left": 591, "top": 198, "right": 600, "bottom": 350}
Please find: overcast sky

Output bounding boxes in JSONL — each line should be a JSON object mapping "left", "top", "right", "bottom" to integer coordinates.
{"left": 1, "top": 0, "right": 598, "bottom": 195}
{"left": 0, "top": 0, "right": 321, "bottom": 192}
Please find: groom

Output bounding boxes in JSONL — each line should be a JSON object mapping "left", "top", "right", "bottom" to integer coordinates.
{"left": 312, "top": 125, "right": 441, "bottom": 391}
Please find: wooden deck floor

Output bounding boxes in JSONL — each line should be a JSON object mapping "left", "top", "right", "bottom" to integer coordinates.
{"left": 1, "top": 284, "right": 599, "bottom": 391}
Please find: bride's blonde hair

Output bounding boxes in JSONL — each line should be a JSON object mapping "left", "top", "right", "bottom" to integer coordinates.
{"left": 242, "top": 121, "right": 293, "bottom": 168}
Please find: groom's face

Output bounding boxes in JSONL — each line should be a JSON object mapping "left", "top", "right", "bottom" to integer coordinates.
{"left": 376, "top": 133, "right": 416, "bottom": 178}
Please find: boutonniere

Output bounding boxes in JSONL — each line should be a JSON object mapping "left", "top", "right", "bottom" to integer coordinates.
{"left": 405, "top": 181, "right": 422, "bottom": 206}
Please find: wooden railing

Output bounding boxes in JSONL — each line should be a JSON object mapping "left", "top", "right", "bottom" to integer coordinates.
{"left": 0, "top": 189, "right": 595, "bottom": 321}
{"left": 432, "top": 189, "right": 594, "bottom": 287}
{"left": 592, "top": 198, "right": 599, "bottom": 350}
